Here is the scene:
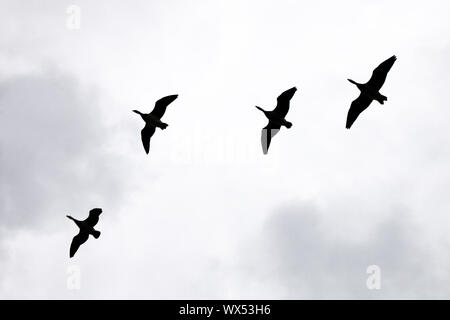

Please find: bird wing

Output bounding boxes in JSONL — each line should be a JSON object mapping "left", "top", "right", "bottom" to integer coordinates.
{"left": 346, "top": 94, "right": 373, "bottom": 129}
{"left": 150, "top": 94, "right": 178, "bottom": 119}
{"left": 84, "top": 208, "right": 102, "bottom": 227}
{"left": 366, "top": 55, "right": 396, "bottom": 91}
{"left": 272, "top": 87, "right": 297, "bottom": 118}
{"left": 261, "top": 121, "right": 281, "bottom": 154}
{"left": 141, "top": 124, "right": 156, "bottom": 154}
{"left": 70, "top": 231, "right": 89, "bottom": 258}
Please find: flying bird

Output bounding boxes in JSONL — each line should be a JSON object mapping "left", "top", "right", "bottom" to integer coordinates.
{"left": 346, "top": 55, "right": 397, "bottom": 129}
{"left": 67, "top": 208, "right": 102, "bottom": 258}
{"left": 133, "top": 94, "right": 178, "bottom": 154}
{"left": 256, "top": 87, "right": 297, "bottom": 154}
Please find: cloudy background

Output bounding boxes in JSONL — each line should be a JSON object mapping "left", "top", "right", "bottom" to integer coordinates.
{"left": 1, "top": 0, "right": 450, "bottom": 299}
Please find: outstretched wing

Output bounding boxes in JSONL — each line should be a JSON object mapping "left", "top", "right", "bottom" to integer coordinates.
{"left": 272, "top": 87, "right": 297, "bottom": 118}
{"left": 150, "top": 94, "right": 178, "bottom": 119}
{"left": 70, "top": 231, "right": 89, "bottom": 258}
{"left": 141, "top": 125, "right": 156, "bottom": 154}
{"left": 366, "top": 55, "right": 396, "bottom": 91}
{"left": 261, "top": 122, "right": 281, "bottom": 154}
{"left": 84, "top": 208, "right": 102, "bottom": 227}
{"left": 346, "top": 94, "right": 373, "bottom": 129}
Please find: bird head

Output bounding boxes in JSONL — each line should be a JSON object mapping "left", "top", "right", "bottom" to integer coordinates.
{"left": 347, "top": 79, "right": 358, "bottom": 85}
{"left": 132, "top": 110, "right": 142, "bottom": 115}
{"left": 255, "top": 106, "right": 265, "bottom": 113}
{"left": 66, "top": 215, "right": 77, "bottom": 222}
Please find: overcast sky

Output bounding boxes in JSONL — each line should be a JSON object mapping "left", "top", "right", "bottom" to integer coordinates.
{"left": 1, "top": 0, "right": 450, "bottom": 299}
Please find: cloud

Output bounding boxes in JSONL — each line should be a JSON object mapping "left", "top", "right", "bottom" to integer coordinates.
{"left": 233, "top": 201, "right": 447, "bottom": 299}
{"left": 0, "top": 68, "right": 125, "bottom": 230}
{"left": 0, "top": 67, "right": 135, "bottom": 298}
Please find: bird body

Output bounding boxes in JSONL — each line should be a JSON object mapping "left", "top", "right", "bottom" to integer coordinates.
{"left": 346, "top": 55, "right": 396, "bottom": 129}
{"left": 256, "top": 87, "right": 297, "bottom": 154}
{"left": 255, "top": 106, "right": 293, "bottom": 128}
{"left": 132, "top": 110, "right": 168, "bottom": 129}
{"left": 67, "top": 216, "right": 100, "bottom": 238}
{"left": 347, "top": 79, "right": 387, "bottom": 104}
{"left": 133, "top": 94, "right": 178, "bottom": 154}
{"left": 67, "top": 208, "right": 102, "bottom": 258}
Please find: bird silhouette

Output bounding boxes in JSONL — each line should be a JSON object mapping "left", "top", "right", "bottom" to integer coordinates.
{"left": 67, "top": 208, "right": 102, "bottom": 258}
{"left": 346, "top": 55, "right": 397, "bottom": 129}
{"left": 133, "top": 94, "right": 178, "bottom": 154}
{"left": 256, "top": 87, "right": 297, "bottom": 154}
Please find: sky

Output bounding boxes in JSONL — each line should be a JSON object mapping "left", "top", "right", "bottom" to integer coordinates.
{"left": 1, "top": 0, "right": 450, "bottom": 299}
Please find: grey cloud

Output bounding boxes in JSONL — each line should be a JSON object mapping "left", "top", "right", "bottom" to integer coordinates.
{"left": 0, "top": 69, "right": 124, "bottom": 229}
{"left": 236, "top": 202, "right": 447, "bottom": 299}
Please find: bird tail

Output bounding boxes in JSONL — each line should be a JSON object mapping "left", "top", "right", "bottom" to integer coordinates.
{"left": 255, "top": 106, "right": 265, "bottom": 113}
{"left": 66, "top": 215, "right": 75, "bottom": 221}
{"left": 377, "top": 94, "right": 387, "bottom": 105}
{"left": 92, "top": 230, "right": 101, "bottom": 239}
